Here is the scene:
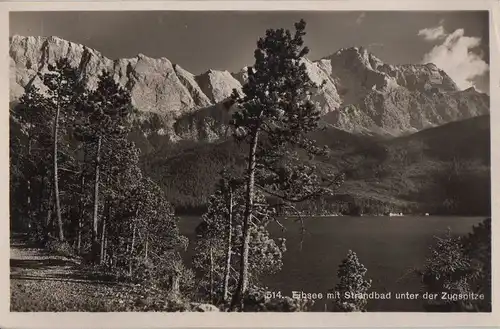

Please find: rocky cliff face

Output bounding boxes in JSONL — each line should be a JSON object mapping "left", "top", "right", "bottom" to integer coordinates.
{"left": 10, "top": 35, "right": 241, "bottom": 140}
{"left": 316, "top": 47, "right": 488, "bottom": 136}
{"left": 11, "top": 36, "right": 196, "bottom": 115}
{"left": 10, "top": 36, "right": 489, "bottom": 141}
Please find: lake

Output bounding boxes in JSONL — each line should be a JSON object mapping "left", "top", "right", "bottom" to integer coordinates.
{"left": 178, "top": 216, "right": 486, "bottom": 311}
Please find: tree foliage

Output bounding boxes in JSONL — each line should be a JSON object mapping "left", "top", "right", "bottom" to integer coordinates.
{"left": 193, "top": 171, "right": 285, "bottom": 309}
{"left": 420, "top": 218, "right": 491, "bottom": 312}
{"left": 332, "top": 250, "right": 372, "bottom": 312}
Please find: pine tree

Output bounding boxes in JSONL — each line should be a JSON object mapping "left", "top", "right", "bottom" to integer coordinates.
{"left": 194, "top": 170, "right": 285, "bottom": 309}
{"left": 333, "top": 250, "right": 372, "bottom": 312}
{"left": 194, "top": 171, "right": 241, "bottom": 305}
{"left": 228, "top": 19, "right": 342, "bottom": 309}
{"left": 10, "top": 86, "right": 53, "bottom": 236}
{"left": 76, "top": 70, "right": 134, "bottom": 262}
{"left": 129, "top": 176, "right": 189, "bottom": 291}
{"left": 10, "top": 59, "right": 84, "bottom": 243}
{"left": 40, "top": 58, "right": 85, "bottom": 241}
{"left": 420, "top": 218, "right": 491, "bottom": 311}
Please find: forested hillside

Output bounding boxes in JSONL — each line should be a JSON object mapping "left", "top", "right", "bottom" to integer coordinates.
{"left": 140, "top": 115, "right": 490, "bottom": 216}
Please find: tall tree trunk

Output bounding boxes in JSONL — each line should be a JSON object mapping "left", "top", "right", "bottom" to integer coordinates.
{"left": 45, "top": 185, "right": 54, "bottom": 240}
{"left": 91, "top": 136, "right": 102, "bottom": 261}
{"left": 232, "top": 131, "right": 259, "bottom": 310}
{"left": 77, "top": 217, "right": 82, "bottom": 254}
{"left": 77, "top": 173, "right": 85, "bottom": 254}
{"left": 38, "top": 176, "right": 45, "bottom": 218}
{"left": 126, "top": 223, "right": 130, "bottom": 254}
{"left": 77, "top": 148, "right": 87, "bottom": 254}
{"left": 53, "top": 102, "right": 64, "bottom": 241}
{"left": 128, "top": 216, "right": 137, "bottom": 277}
{"left": 100, "top": 200, "right": 111, "bottom": 265}
{"left": 223, "top": 187, "right": 233, "bottom": 304}
{"left": 37, "top": 175, "right": 46, "bottom": 234}
{"left": 144, "top": 232, "right": 149, "bottom": 262}
{"left": 100, "top": 216, "right": 106, "bottom": 265}
{"left": 209, "top": 245, "right": 214, "bottom": 303}
{"left": 27, "top": 135, "right": 32, "bottom": 231}
{"left": 103, "top": 235, "right": 108, "bottom": 266}
{"left": 170, "top": 271, "right": 180, "bottom": 295}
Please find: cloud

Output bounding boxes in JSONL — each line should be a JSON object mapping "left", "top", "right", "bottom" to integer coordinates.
{"left": 418, "top": 25, "right": 446, "bottom": 41}
{"left": 356, "top": 12, "right": 366, "bottom": 25}
{"left": 418, "top": 19, "right": 447, "bottom": 41}
{"left": 419, "top": 25, "right": 489, "bottom": 90}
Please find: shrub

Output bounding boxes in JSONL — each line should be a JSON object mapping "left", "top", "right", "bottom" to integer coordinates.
{"left": 45, "top": 239, "right": 76, "bottom": 258}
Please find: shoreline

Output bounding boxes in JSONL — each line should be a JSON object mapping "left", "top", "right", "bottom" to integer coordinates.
{"left": 278, "top": 214, "right": 490, "bottom": 219}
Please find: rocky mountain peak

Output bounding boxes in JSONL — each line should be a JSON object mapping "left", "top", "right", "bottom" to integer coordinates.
{"left": 328, "top": 46, "right": 384, "bottom": 71}
{"left": 232, "top": 66, "right": 249, "bottom": 85}
{"left": 194, "top": 69, "right": 242, "bottom": 103}
{"left": 10, "top": 35, "right": 243, "bottom": 117}
{"left": 10, "top": 35, "right": 489, "bottom": 141}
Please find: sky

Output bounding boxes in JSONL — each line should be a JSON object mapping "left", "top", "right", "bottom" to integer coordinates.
{"left": 10, "top": 11, "right": 490, "bottom": 92}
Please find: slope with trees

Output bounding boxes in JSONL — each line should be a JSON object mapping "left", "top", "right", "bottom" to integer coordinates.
{"left": 10, "top": 59, "right": 190, "bottom": 303}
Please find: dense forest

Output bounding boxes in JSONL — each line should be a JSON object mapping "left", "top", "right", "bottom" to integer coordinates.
{"left": 10, "top": 20, "right": 491, "bottom": 312}
{"left": 10, "top": 63, "right": 191, "bottom": 288}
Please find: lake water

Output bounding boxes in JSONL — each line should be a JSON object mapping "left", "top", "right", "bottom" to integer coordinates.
{"left": 178, "top": 216, "right": 485, "bottom": 311}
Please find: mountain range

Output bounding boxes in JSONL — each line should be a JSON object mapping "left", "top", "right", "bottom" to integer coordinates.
{"left": 10, "top": 35, "right": 489, "bottom": 141}
{"left": 9, "top": 35, "right": 491, "bottom": 215}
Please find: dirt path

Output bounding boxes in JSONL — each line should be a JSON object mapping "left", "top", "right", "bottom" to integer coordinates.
{"left": 11, "top": 233, "right": 85, "bottom": 282}
{"left": 10, "top": 233, "right": 134, "bottom": 311}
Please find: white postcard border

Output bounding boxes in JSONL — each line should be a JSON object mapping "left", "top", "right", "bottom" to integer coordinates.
{"left": 1, "top": 1, "right": 498, "bottom": 328}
